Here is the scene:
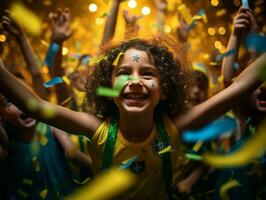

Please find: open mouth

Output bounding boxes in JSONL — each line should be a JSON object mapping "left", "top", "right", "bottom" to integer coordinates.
{"left": 123, "top": 93, "right": 148, "bottom": 101}
{"left": 19, "top": 113, "right": 35, "bottom": 124}
{"left": 257, "top": 92, "right": 266, "bottom": 102}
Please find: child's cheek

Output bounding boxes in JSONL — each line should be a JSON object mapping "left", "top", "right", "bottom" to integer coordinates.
{"left": 146, "top": 80, "right": 158, "bottom": 89}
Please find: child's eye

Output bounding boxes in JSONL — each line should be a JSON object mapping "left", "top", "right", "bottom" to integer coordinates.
{"left": 116, "top": 71, "right": 130, "bottom": 76}
{"left": 142, "top": 71, "right": 156, "bottom": 78}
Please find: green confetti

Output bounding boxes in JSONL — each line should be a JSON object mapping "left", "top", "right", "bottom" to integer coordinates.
{"left": 185, "top": 153, "right": 203, "bottom": 161}
{"left": 22, "top": 179, "right": 33, "bottom": 185}
{"left": 96, "top": 75, "right": 139, "bottom": 97}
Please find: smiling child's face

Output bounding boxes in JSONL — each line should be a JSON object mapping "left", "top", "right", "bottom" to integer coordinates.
{"left": 112, "top": 48, "right": 165, "bottom": 116}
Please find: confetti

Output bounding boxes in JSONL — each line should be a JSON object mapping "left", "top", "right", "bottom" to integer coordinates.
{"left": 41, "top": 105, "right": 56, "bottom": 118}
{"left": 22, "top": 179, "right": 33, "bottom": 185}
{"left": 241, "top": 0, "right": 249, "bottom": 9}
{"left": 158, "top": 146, "right": 175, "bottom": 155}
{"left": 26, "top": 98, "right": 39, "bottom": 111}
{"left": 119, "top": 156, "right": 138, "bottom": 170}
{"left": 182, "top": 116, "right": 237, "bottom": 142}
{"left": 185, "top": 153, "right": 203, "bottom": 161}
{"left": 113, "top": 52, "right": 124, "bottom": 66}
{"left": 192, "top": 63, "right": 208, "bottom": 75}
{"left": 43, "top": 77, "right": 63, "bottom": 88}
{"left": 89, "top": 54, "right": 108, "bottom": 66}
{"left": 100, "top": 12, "right": 110, "bottom": 18}
{"left": 219, "top": 179, "right": 241, "bottom": 200}
{"left": 66, "top": 168, "right": 136, "bottom": 200}
{"left": 45, "top": 43, "right": 61, "bottom": 67}
{"left": 203, "top": 120, "right": 266, "bottom": 168}
{"left": 97, "top": 75, "right": 138, "bottom": 97}
{"left": 192, "top": 141, "right": 203, "bottom": 152}
{"left": 10, "top": 3, "right": 42, "bottom": 36}
{"left": 62, "top": 76, "right": 71, "bottom": 86}
{"left": 178, "top": 4, "right": 193, "bottom": 24}
{"left": 216, "top": 9, "right": 227, "bottom": 17}
{"left": 60, "top": 96, "right": 72, "bottom": 106}
{"left": 39, "top": 189, "right": 48, "bottom": 199}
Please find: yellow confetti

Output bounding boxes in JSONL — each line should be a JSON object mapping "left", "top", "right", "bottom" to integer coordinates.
{"left": 39, "top": 188, "right": 48, "bottom": 199}
{"left": 89, "top": 54, "right": 108, "bottom": 66}
{"left": 10, "top": 3, "right": 42, "bottom": 36}
{"left": 22, "top": 179, "right": 33, "bottom": 185}
{"left": 192, "top": 141, "right": 203, "bottom": 152}
{"left": 203, "top": 120, "right": 266, "bottom": 168}
{"left": 60, "top": 96, "right": 72, "bottom": 106}
{"left": 41, "top": 40, "right": 49, "bottom": 47}
{"left": 177, "top": 4, "right": 193, "bottom": 24}
{"left": 15, "top": 188, "right": 28, "bottom": 198}
{"left": 112, "top": 52, "right": 124, "bottom": 66}
{"left": 216, "top": 9, "right": 227, "bottom": 17}
{"left": 219, "top": 179, "right": 241, "bottom": 200}
{"left": 218, "top": 76, "right": 224, "bottom": 83}
{"left": 62, "top": 76, "right": 71, "bottom": 85}
{"left": 26, "top": 98, "right": 39, "bottom": 111}
{"left": 41, "top": 105, "right": 56, "bottom": 119}
{"left": 38, "top": 134, "right": 48, "bottom": 146}
{"left": 66, "top": 168, "right": 136, "bottom": 200}
{"left": 158, "top": 146, "right": 174, "bottom": 155}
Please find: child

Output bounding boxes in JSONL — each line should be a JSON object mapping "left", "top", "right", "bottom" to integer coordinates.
{"left": 0, "top": 37, "right": 265, "bottom": 199}
{"left": 215, "top": 6, "right": 265, "bottom": 200}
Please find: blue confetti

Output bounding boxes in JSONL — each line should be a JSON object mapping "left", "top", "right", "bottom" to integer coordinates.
{"left": 241, "top": 0, "right": 249, "bottom": 9}
{"left": 245, "top": 33, "right": 266, "bottom": 53}
{"left": 215, "top": 49, "right": 236, "bottom": 62}
{"left": 43, "top": 77, "right": 63, "bottom": 88}
{"left": 182, "top": 116, "right": 237, "bottom": 142}
{"left": 119, "top": 156, "right": 138, "bottom": 170}
{"left": 45, "top": 43, "right": 61, "bottom": 67}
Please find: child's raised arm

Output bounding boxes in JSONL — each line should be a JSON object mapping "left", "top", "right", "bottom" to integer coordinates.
{"left": 0, "top": 59, "right": 101, "bottom": 138}
{"left": 48, "top": 8, "right": 73, "bottom": 104}
{"left": 222, "top": 7, "right": 252, "bottom": 87}
{"left": 101, "top": 0, "right": 124, "bottom": 46}
{"left": 1, "top": 11, "right": 49, "bottom": 100}
{"left": 175, "top": 53, "right": 266, "bottom": 132}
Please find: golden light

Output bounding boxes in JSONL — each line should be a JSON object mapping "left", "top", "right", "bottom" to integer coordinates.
{"left": 214, "top": 41, "right": 222, "bottom": 49}
{"left": 0, "top": 35, "right": 6, "bottom": 42}
{"left": 164, "top": 25, "right": 171, "bottom": 33}
{"left": 219, "top": 46, "right": 226, "bottom": 53}
{"left": 218, "top": 27, "right": 226, "bottom": 35}
{"left": 62, "top": 47, "right": 69, "bottom": 55}
{"left": 95, "top": 18, "right": 104, "bottom": 25}
{"left": 204, "top": 54, "right": 210, "bottom": 60}
{"left": 141, "top": 6, "right": 151, "bottom": 16}
{"left": 211, "top": 0, "right": 219, "bottom": 6}
{"left": 42, "top": 66, "right": 49, "bottom": 74}
{"left": 128, "top": 0, "right": 137, "bottom": 8}
{"left": 208, "top": 27, "right": 216, "bottom": 36}
{"left": 88, "top": 3, "right": 98, "bottom": 12}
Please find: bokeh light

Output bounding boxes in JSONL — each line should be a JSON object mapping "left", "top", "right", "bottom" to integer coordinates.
{"left": 128, "top": 0, "right": 137, "bottom": 8}
{"left": 88, "top": 3, "right": 98, "bottom": 12}
{"left": 141, "top": 6, "right": 151, "bottom": 16}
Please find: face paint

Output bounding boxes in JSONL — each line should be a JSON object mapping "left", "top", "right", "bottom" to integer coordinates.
{"left": 132, "top": 54, "right": 140, "bottom": 62}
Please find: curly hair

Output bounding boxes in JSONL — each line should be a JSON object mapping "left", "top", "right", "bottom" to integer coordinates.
{"left": 86, "top": 37, "right": 191, "bottom": 119}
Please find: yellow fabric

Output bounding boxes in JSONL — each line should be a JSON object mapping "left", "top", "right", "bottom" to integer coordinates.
{"left": 88, "top": 117, "right": 184, "bottom": 200}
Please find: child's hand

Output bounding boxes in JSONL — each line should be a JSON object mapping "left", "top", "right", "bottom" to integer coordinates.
{"left": 246, "top": 10, "right": 259, "bottom": 34}
{"left": 176, "top": 179, "right": 193, "bottom": 194}
{"left": 122, "top": 10, "right": 143, "bottom": 26}
{"left": 155, "top": 0, "right": 168, "bottom": 13}
{"left": 49, "top": 8, "right": 73, "bottom": 44}
{"left": 1, "top": 10, "right": 24, "bottom": 39}
{"left": 232, "top": 7, "right": 251, "bottom": 37}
